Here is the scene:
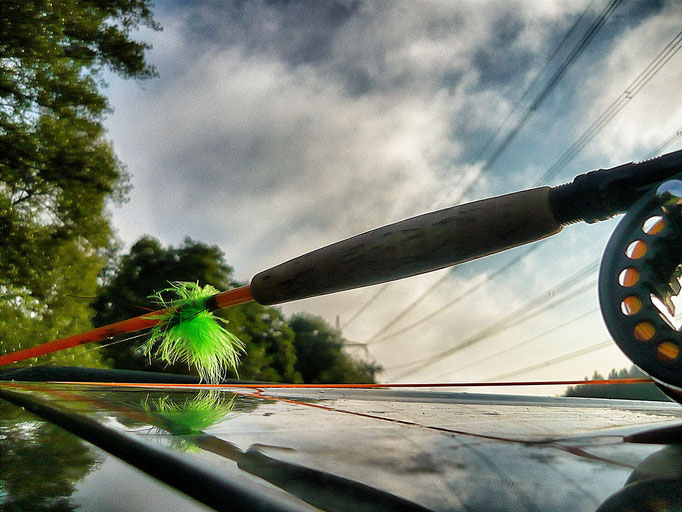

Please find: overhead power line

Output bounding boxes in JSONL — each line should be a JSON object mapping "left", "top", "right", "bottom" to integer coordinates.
{"left": 645, "top": 126, "right": 682, "bottom": 160}
{"left": 525, "top": 0, "right": 622, "bottom": 113}
{"left": 433, "top": 306, "right": 599, "bottom": 380}
{"left": 416, "top": 133, "right": 682, "bottom": 382}
{"left": 377, "top": 16, "right": 682, "bottom": 385}
{"left": 452, "top": 0, "right": 623, "bottom": 204}
{"left": 368, "top": 242, "right": 545, "bottom": 345}
{"left": 375, "top": 39, "right": 682, "bottom": 374}
{"left": 534, "top": 29, "right": 682, "bottom": 185}
{"left": 389, "top": 278, "right": 596, "bottom": 379}
{"left": 366, "top": 269, "right": 453, "bottom": 342}
{"left": 337, "top": 1, "right": 621, "bottom": 332}
{"left": 388, "top": 259, "right": 600, "bottom": 380}
{"left": 470, "top": 0, "right": 598, "bottom": 170}
{"left": 340, "top": 283, "right": 390, "bottom": 330}
{"left": 386, "top": 28, "right": 682, "bottom": 355}
{"left": 344, "top": 12, "right": 681, "bottom": 359}
{"left": 485, "top": 339, "right": 612, "bottom": 381}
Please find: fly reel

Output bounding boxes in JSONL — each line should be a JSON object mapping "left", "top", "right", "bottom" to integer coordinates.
{"left": 599, "top": 179, "right": 682, "bottom": 393}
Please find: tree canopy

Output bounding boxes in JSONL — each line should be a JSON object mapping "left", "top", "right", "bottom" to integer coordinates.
{"left": 94, "top": 237, "right": 381, "bottom": 383}
{"left": 0, "top": 1, "right": 158, "bottom": 366}
{"left": 289, "top": 314, "right": 381, "bottom": 384}
{"left": 0, "top": 3, "right": 380, "bottom": 383}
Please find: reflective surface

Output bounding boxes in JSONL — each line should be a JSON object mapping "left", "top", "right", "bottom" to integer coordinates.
{"left": 0, "top": 395, "right": 214, "bottom": 511}
{"left": 2, "top": 382, "right": 682, "bottom": 511}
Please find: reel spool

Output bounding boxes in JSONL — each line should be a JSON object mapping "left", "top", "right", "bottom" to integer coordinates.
{"left": 599, "top": 179, "right": 682, "bottom": 395}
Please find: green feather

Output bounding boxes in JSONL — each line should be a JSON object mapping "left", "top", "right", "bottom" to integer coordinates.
{"left": 142, "top": 282, "right": 245, "bottom": 382}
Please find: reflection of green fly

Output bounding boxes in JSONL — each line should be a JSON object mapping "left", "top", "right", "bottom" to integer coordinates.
{"left": 141, "top": 391, "right": 235, "bottom": 450}
{"left": 137, "top": 391, "right": 428, "bottom": 511}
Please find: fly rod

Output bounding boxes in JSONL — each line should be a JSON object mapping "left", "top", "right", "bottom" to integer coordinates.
{"left": 2, "top": 149, "right": 682, "bottom": 378}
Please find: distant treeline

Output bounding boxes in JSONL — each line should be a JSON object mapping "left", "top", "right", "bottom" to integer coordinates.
{"left": 564, "top": 366, "right": 671, "bottom": 401}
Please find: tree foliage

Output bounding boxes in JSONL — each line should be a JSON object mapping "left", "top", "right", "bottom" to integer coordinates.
{"left": 92, "top": 237, "right": 304, "bottom": 382}
{"left": 289, "top": 314, "right": 381, "bottom": 384}
{"left": 94, "top": 237, "right": 381, "bottom": 383}
{"left": 222, "top": 301, "right": 302, "bottom": 383}
{"left": 564, "top": 365, "right": 671, "bottom": 401}
{"left": 0, "top": 1, "right": 159, "bottom": 366}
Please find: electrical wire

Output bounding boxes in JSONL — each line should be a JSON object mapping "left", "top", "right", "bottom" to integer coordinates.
{"left": 467, "top": 0, "right": 598, "bottom": 173}
{"left": 368, "top": 242, "right": 545, "bottom": 345}
{"left": 644, "top": 126, "right": 682, "bottom": 160}
{"left": 534, "top": 29, "right": 682, "bottom": 185}
{"left": 365, "top": 269, "right": 452, "bottom": 342}
{"left": 388, "top": 278, "right": 596, "bottom": 379}
{"left": 393, "top": 129, "right": 680, "bottom": 379}
{"left": 417, "top": 132, "right": 682, "bottom": 382}
{"left": 415, "top": 33, "right": 682, "bottom": 379}
{"left": 525, "top": 0, "right": 622, "bottom": 113}
{"left": 386, "top": 260, "right": 600, "bottom": 380}
{"left": 485, "top": 339, "right": 613, "bottom": 381}
{"left": 432, "top": 306, "right": 600, "bottom": 380}
{"left": 340, "top": 283, "right": 391, "bottom": 329}
{"left": 345, "top": 2, "right": 611, "bottom": 331}
{"left": 382, "top": 26, "right": 682, "bottom": 360}
{"left": 366, "top": 270, "right": 460, "bottom": 343}
{"left": 367, "top": 12, "right": 681, "bottom": 384}
{"left": 452, "top": 0, "right": 623, "bottom": 204}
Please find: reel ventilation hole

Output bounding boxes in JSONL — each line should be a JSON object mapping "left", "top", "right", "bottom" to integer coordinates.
{"left": 599, "top": 179, "right": 682, "bottom": 390}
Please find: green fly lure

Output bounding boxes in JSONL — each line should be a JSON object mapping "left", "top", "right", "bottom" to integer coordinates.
{"left": 142, "top": 282, "right": 245, "bottom": 383}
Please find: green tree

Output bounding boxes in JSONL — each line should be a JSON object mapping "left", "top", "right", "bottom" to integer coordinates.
{"left": 223, "top": 301, "right": 302, "bottom": 383}
{"left": 94, "top": 237, "right": 382, "bottom": 383}
{"left": 289, "top": 314, "right": 382, "bottom": 384}
{"left": 564, "top": 365, "right": 671, "bottom": 401}
{"left": 0, "top": 1, "right": 159, "bottom": 366}
{"left": 92, "top": 236, "right": 303, "bottom": 382}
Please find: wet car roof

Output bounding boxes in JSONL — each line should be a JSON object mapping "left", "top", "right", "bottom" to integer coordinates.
{"left": 2, "top": 380, "right": 682, "bottom": 511}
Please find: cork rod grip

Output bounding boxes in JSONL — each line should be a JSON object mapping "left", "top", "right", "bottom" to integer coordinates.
{"left": 251, "top": 187, "right": 562, "bottom": 305}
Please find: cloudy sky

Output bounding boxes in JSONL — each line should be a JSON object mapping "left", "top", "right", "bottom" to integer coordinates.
{"left": 103, "top": 0, "right": 682, "bottom": 388}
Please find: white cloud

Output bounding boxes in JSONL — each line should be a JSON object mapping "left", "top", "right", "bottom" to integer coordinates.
{"left": 575, "top": 2, "right": 682, "bottom": 163}
{"left": 103, "top": 1, "right": 682, "bottom": 385}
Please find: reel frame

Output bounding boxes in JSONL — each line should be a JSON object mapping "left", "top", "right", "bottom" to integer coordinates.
{"left": 599, "top": 179, "right": 682, "bottom": 392}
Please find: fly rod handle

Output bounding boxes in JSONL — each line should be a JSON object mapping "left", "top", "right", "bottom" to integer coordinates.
{"left": 250, "top": 187, "right": 562, "bottom": 305}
